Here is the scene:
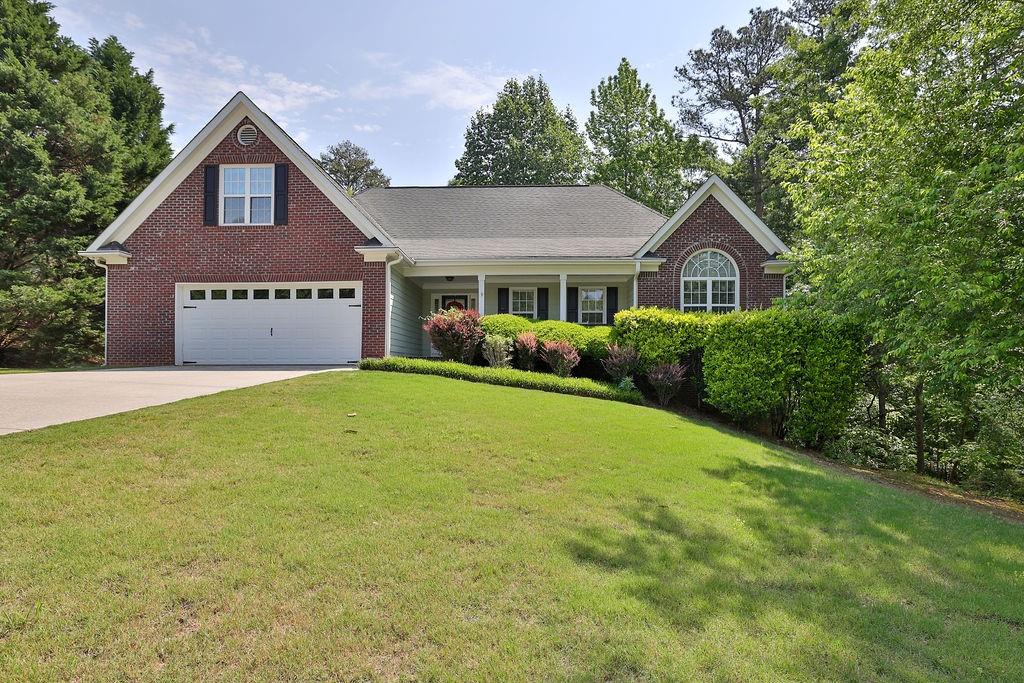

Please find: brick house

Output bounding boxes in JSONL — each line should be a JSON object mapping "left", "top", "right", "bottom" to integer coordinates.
{"left": 81, "top": 92, "right": 790, "bottom": 366}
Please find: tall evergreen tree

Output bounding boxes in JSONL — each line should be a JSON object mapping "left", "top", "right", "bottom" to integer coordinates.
{"left": 318, "top": 140, "right": 391, "bottom": 195}
{"left": 89, "top": 36, "right": 174, "bottom": 201}
{"left": 587, "top": 58, "right": 717, "bottom": 215}
{"left": 452, "top": 76, "right": 587, "bottom": 186}
{"left": 0, "top": 0, "right": 172, "bottom": 365}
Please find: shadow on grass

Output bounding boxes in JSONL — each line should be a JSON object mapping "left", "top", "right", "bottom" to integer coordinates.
{"left": 565, "top": 457, "right": 1024, "bottom": 679}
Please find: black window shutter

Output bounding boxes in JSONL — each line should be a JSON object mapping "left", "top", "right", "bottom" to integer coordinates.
{"left": 566, "top": 286, "right": 579, "bottom": 323}
{"left": 536, "top": 288, "right": 549, "bottom": 320}
{"left": 274, "top": 163, "right": 288, "bottom": 225}
{"left": 606, "top": 287, "right": 619, "bottom": 325}
{"left": 203, "top": 165, "right": 218, "bottom": 225}
{"left": 497, "top": 288, "right": 509, "bottom": 313}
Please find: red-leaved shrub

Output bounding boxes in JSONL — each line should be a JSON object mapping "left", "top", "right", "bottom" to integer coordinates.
{"left": 514, "top": 331, "right": 539, "bottom": 371}
{"left": 422, "top": 308, "right": 484, "bottom": 362}
{"left": 541, "top": 340, "right": 580, "bottom": 377}
{"left": 647, "top": 362, "right": 687, "bottom": 406}
{"left": 601, "top": 344, "right": 640, "bottom": 383}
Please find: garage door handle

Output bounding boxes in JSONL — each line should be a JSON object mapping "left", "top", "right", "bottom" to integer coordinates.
{"left": 183, "top": 305, "right": 197, "bottom": 309}
{"left": 348, "top": 304, "right": 362, "bottom": 308}
{"left": 270, "top": 327, "right": 273, "bottom": 336}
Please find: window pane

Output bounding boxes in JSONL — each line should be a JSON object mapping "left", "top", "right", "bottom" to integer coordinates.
{"left": 682, "top": 280, "right": 707, "bottom": 307}
{"left": 339, "top": 288, "right": 356, "bottom": 299}
{"left": 511, "top": 289, "right": 534, "bottom": 315}
{"left": 317, "top": 288, "right": 334, "bottom": 299}
{"left": 223, "top": 196, "right": 245, "bottom": 224}
{"left": 189, "top": 289, "right": 206, "bottom": 300}
{"left": 232, "top": 289, "right": 248, "bottom": 300}
{"left": 711, "top": 279, "right": 736, "bottom": 306}
{"left": 253, "top": 289, "right": 269, "bottom": 300}
{"left": 250, "top": 167, "right": 273, "bottom": 195}
{"left": 223, "top": 168, "right": 246, "bottom": 195}
{"left": 211, "top": 289, "right": 227, "bottom": 300}
{"left": 296, "top": 288, "right": 312, "bottom": 300}
{"left": 250, "top": 196, "right": 271, "bottom": 224}
{"left": 274, "top": 288, "right": 290, "bottom": 299}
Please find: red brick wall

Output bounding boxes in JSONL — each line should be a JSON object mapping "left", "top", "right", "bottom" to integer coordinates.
{"left": 105, "top": 118, "right": 384, "bottom": 365}
{"left": 637, "top": 195, "right": 784, "bottom": 310}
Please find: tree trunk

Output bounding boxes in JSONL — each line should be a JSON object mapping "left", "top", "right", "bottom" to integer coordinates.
{"left": 878, "top": 383, "right": 888, "bottom": 432}
{"left": 914, "top": 379, "right": 925, "bottom": 474}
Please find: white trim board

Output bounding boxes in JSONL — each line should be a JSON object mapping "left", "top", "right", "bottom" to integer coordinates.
{"left": 84, "top": 92, "right": 394, "bottom": 254}
{"left": 635, "top": 175, "right": 789, "bottom": 258}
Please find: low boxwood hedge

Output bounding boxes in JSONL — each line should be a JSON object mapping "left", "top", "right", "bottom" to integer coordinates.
{"left": 359, "top": 357, "right": 643, "bottom": 404}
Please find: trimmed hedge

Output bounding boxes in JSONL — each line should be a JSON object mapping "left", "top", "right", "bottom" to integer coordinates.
{"left": 702, "top": 308, "right": 863, "bottom": 447}
{"left": 360, "top": 357, "right": 643, "bottom": 404}
{"left": 611, "top": 308, "right": 714, "bottom": 369}
{"left": 481, "top": 315, "right": 612, "bottom": 359}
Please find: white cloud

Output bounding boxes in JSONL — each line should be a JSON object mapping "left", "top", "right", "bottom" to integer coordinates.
{"left": 353, "top": 123, "right": 382, "bottom": 133}
{"left": 123, "top": 13, "right": 144, "bottom": 30}
{"left": 347, "top": 61, "right": 513, "bottom": 111}
{"left": 130, "top": 27, "right": 339, "bottom": 150}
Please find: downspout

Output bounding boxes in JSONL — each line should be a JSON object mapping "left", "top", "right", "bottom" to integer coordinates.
{"left": 102, "top": 262, "right": 109, "bottom": 366}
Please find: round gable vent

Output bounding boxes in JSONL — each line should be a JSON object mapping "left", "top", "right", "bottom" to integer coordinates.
{"left": 236, "top": 124, "right": 258, "bottom": 146}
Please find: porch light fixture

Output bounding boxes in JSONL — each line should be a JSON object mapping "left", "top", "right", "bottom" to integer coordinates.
{"left": 445, "top": 276, "right": 454, "bottom": 281}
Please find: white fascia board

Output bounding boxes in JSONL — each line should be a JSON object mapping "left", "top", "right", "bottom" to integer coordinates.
{"left": 355, "top": 245, "right": 408, "bottom": 262}
{"left": 84, "top": 92, "right": 395, "bottom": 254}
{"left": 634, "top": 175, "right": 790, "bottom": 258}
{"left": 78, "top": 249, "right": 131, "bottom": 265}
{"left": 403, "top": 259, "right": 645, "bottom": 278}
{"left": 761, "top": 259, "right": 793, "bottom": 274}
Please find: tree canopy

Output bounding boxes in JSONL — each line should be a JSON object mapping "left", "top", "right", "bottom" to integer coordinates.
{"left": 318, "top": 140, "right": 391, "bottom": 196}
{"left": 452, "top": 76, "right": 588, "bottom": 186}
{"left": 587, "top": 58, "right": 717, "bottom": 215}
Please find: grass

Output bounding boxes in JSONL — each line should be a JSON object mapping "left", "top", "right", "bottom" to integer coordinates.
{"left": 1, "top": 371, "right": 1022, "bottom": 681}
{"left": 359, "top": 356, "right": 642, "bottom": 403}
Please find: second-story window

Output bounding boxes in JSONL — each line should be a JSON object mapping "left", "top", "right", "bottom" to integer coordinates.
{"left": 222, "top": 165, "right": 273, "bottom": 225}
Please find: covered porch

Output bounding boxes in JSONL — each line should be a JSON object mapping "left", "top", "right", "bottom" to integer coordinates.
{"left": 388, "top": 260, "right": 655, "bottom": 357}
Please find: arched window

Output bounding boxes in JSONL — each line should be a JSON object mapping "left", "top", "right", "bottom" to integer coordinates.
{"left": 681, "top": 250, "right": 739, "bottom": 312}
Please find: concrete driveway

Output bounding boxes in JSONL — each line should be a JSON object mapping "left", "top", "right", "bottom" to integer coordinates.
{"left": 0, "top": 366, "right": 348, "bottom": 435}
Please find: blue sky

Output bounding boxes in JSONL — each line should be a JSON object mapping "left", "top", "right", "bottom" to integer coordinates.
{"left": 52, "top": 0, "right": 780, "bottom": 185}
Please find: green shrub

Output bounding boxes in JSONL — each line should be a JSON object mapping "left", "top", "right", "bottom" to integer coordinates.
{"left": 702, "top": 308, "right": 862, "bottom": 446}
{"left": 530, "top": 320, "right": 611, "bottom": 359}
{"left": 480, "top": 314, "right": 533, "bottom": 339}
{"left": 612, "top": 308, "right": 713, "bottom": 369}
{"left": 359, "top": 357, "right": 643, "bottom": 404}
{"left": 481, "top": 315, "right": 611, "bottom": 360}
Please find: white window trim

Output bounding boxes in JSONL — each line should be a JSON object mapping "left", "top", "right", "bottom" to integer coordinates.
{"left": 680, "top": 248, "right": 740, "bottom": 312}
{"left": 578, "top": 286, "right": 607, "bottom": 325}
{"left": 220, "top": 163, "right": 274, "bottom": 226}
{"left": 510, "top": 287, "right": 537, "bottom": 318}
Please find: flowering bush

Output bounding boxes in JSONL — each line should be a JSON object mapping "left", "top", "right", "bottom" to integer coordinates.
{"left": 513, "top": 331, "right": 538, "bottom": 371}
{"left": 541, "top": 340, "right": 580, "bottom": 377}
{"left": 482, "top": 334, "right": 512, "bottom": 368}
{"left": 601, "top": 344, "right": 640, "bottom": 384}
{"left": 422, "top": 308, "right": 484, "bottom": 362}
{"left": 647, "top": 363, "right": 687, "bottom": 407}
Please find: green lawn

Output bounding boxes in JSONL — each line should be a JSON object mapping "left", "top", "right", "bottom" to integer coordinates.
{"left": 1, "top": 372, "right": 1022, "bottom": 681}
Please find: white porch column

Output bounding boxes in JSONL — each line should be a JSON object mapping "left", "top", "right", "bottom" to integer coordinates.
{"left": 633, "top": 261, "right": 640, "bottom": 308}
{"left": 559, "top": 274, "right": 568, "bottom": 321}
{"left": 477, "top": 274, "right": 486, "bottom": 314}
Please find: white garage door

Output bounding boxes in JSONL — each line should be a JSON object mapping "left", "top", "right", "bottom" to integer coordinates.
{"left": 176, "top": 282, "right": 362, "bottom": 365}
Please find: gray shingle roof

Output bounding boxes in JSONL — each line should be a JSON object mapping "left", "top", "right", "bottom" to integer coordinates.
{"left": 352, "top": 185, "right": 666, "bottom": 260}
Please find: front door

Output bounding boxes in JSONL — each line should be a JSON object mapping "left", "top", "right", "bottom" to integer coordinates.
{"left": 440, "top": 294, "right": 469, "bottom": 311}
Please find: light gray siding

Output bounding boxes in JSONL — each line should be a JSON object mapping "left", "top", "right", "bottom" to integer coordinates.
{"left": 389, "top": 269, "right": 423, "bottom": 357}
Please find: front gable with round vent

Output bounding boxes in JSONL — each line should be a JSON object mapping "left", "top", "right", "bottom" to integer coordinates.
{"left": 236, "top": 124, "right": 258, "bottom": 146}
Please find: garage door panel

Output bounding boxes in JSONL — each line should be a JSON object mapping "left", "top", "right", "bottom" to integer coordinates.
{"left": 178, "top": 283, "right": 362, "bottom": 365}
